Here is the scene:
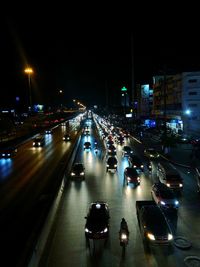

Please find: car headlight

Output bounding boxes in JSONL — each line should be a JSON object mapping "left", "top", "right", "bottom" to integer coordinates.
{"left": 114, "top": 164, "right": 117, "bottom": 167}
{"left": 121, "top": 233, "right": 127, "bottom": 240}
{"left": 63, "top": 137, "right": 65, "bottom": 140}
{"left": 80, "top": 172, "right": 85, "bottom": 175}
{"left": 107, "top": 164, "right": 109, "bottom": 167}
{"left": 147, "top": 233, "right": 155, "bottom": 240}
{"left": 175, "top": 200, "right": 179, "bottom": 205}
{"left": 141, "top": 165, "right": 144, "bottom": 168}
{"left": 137, "top": 177, "right": 140, "bottom": 182}
{"left": 33, "top": 142, "right": 35, "bottom": 145}
{"left": 168, "top": 233, "right": 173, "bottom": 240}
{"left": 160, "top": 201, "right": 166, "bottom": 205}
{"left": 133, "top": 165, "right": 137, "bottom": 168}
{"left": 71, "top": 172, "right": 75, "bottom": 176}
{"left": 38, "top": 142, "right": 41, "bottom": 146}
{"left": 2, "top": 153, "right": 5, "bottom": 156}
{"left": 166, "top": 183, "right": 171, "bottom": 187}
{"left": 179, "top": 184, "right": 183, "bottom": 187}
{"left": 85, "top": 228, "right": 92, "bottom": 233}
{"left": 103, "top": 227, "right": 108, "bottom": 233}
{"left": 7, "top": 154, "right": 10, "bottom": 156}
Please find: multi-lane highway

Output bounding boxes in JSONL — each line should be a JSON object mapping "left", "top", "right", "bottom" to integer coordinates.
{"left": 36, "top": 117, "right": 200, "bottom": 267}
{"left": 0, "top": 117, "right": 81, "bottom": 267}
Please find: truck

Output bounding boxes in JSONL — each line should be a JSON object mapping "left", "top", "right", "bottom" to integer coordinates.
{"left": 136, "top": 200, "right": 173, "bottom": 248}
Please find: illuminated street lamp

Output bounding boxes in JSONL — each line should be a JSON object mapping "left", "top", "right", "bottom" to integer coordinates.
{"left": 24, "top": 67, "right": 33, "bottom": 111}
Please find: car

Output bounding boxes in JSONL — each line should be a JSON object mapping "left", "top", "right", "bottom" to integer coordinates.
{"left": 107, "top": 144, "right": 116, "bottom": 155}
{"left": 84, "top": 141, "right": 91, "bottom": 150}
{"left": 122, "top": 146, "right": 133, "bottom": 157}
{"left": 63, "top": 133, "right": 71, "bottom": 141}
{"left": 70, "top": 163, "right": 85, "bottom": 178}
{"left": 124, "top": 167, "right": 140, "bottom": 186}
{"left": 106, "top": 156, "right": 118, "bottom": 172}
{"left": 151, "top": 182, "right": 179, "bottom": 211}
{"left": 128, "top": 155, "right": 144, "bottom": 171}
{"left": 136, "top": 201, "right": 173, "bottom": 247}
{"left": 45, "top": 129, "right": 52, "bottom": 134}
{"left": 33, "top": 135, "right": 45, "bottom": 147}
{"left": 84, "top": 201, "right": 110, "bottom": 240}
{"left": 157, "top": 162, "right": 183, "bottom": 191}
{"left": 0, "top": 147, "right": 17, "bottom": 159}
{"left": 144, "top": 148, "right": 159, "bottom": 159}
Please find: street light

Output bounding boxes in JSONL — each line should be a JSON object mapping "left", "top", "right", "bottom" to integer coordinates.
{"left": 24, "top": 67, "right": 33, "bottom": 111}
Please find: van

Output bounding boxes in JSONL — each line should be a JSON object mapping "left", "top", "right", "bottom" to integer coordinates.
{"left": 157, "top": 162, "right": 183, "bottom": 191}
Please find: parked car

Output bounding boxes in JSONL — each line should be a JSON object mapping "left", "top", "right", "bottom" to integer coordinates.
{"left": 84, "top": 201, "right": 110, "bottom": 240}
{"left": 70, "top": 163, "right": 85, "bottom": 179}
{"left": 151, "top": 182, "right": 179, "bottom": 211}
{"left": 124, "top": 167, "right": 140, "bottom": 186}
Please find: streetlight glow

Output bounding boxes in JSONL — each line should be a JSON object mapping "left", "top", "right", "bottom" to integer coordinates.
{"left": 24, "top": 66, "right": 34, "bottom": 111}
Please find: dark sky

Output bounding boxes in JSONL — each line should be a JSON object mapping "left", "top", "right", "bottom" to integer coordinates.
{"left": 1, "top": 10, "right": 200, "bottom": 109}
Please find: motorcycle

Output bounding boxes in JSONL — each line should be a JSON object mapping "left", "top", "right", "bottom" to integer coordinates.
{"left": 119, "top": 228, "right": 129, "bottom": 248}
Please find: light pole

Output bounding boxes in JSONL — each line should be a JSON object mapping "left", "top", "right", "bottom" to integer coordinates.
{"left": 24, "top": 67, "right": 33, "bottom": 111}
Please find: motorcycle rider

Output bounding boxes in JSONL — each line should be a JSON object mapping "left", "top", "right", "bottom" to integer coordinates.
{"left": 120, "top": 218, "right": 129, "bottom": 234}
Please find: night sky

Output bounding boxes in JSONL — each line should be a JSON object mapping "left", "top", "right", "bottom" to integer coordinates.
{"left": 1, "top": 10, "right": 200, "bottom": 109}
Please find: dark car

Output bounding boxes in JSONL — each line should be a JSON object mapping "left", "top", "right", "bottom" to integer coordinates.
{"left": 63, "top": 133, "right": 71, "bottom": 141}
{"left": 33, "top": 135, "right": 45, "bottom": 147}
{"left": 128, "top": 155, "right": 144, "bottom": 171}
{"left": 136, "top": 201, "right": 173, "bottom": 247}
{"left": 151, "top": 182, "right": 179, "bottom": 211}
{"left": 122, "top": 146, "right": 133, "bottom": 157}
{"left": 84, "top": 141, "right": 91, "bottom": 150}
{"left": 70, "top": 163, "right": 85, "bottom": 178}
{"left": 144, "top": 148, "right": 159, "bottom": 159}
{"left": 124, "top": 167, "right": 140, "bottom": 186}
{"left": 107, "top": 144, "right": 117, "bottom": 155}
{"left": 106, "top": 156, "right": 118, "bottom": 172}
{"left": 45, "top": 129, "right": 52, "bottom": 134}
{"left": 84, "top": 201, "right": 110, "bottom": 240}
{"left": 0, "top": 147, "right": 17, "bottom": 159}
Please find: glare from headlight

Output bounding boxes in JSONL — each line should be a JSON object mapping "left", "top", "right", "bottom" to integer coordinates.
{"left": 147, "top": 233, "right": 155, "bottom": 240}
{"left": 175, "top": 200, "right": 179, "bottom": 205}
{"left": 80, "top": 172, "right": 84, "bottom": 175}
{"left": 133, "top": 165, "right": 137, "bottom": 168}
{"left": 179, "top": 184, "right": 183, "bottom": 187}
{"left": 103, "top": 227, "right": 108, "bottom": 233}
{"left": 160, "top": 201, "right": 166, "bottom": 205}
{"left": 71, "top": 172, "right": 75, "bottom": 176}
{"left": 166, "top": 183, "right": 171, "bottom": 187}
{"left": 168, "top": 233, "right": 173, "bottom": 240}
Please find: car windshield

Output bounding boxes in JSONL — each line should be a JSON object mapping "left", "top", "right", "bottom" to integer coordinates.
{"left": 126, "top": 168, "right": 138, "bottom": 176}
{"left": 107, "top": 157, "right": 117, "bottom": 164}
{"left": 89, "top": 205, "right": 108, "bottom": 219}
{"left": 166, "top": 174, "right": 182, "bottom": 181}
{"left": 160, "top": 190, "right": 175, "bottom": 199}
{"left": 73, "top": 164, "right": 83, "bottom": 171}
{"left": 124, "top": 146, "right": 131, "bottom": 151}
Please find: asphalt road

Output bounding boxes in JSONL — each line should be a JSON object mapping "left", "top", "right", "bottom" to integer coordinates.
{"left": 0, "top": 118, "right": 80, "bottom": 267}
{"left": 38, "top": 120, "right": 200, "bottom": 267}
